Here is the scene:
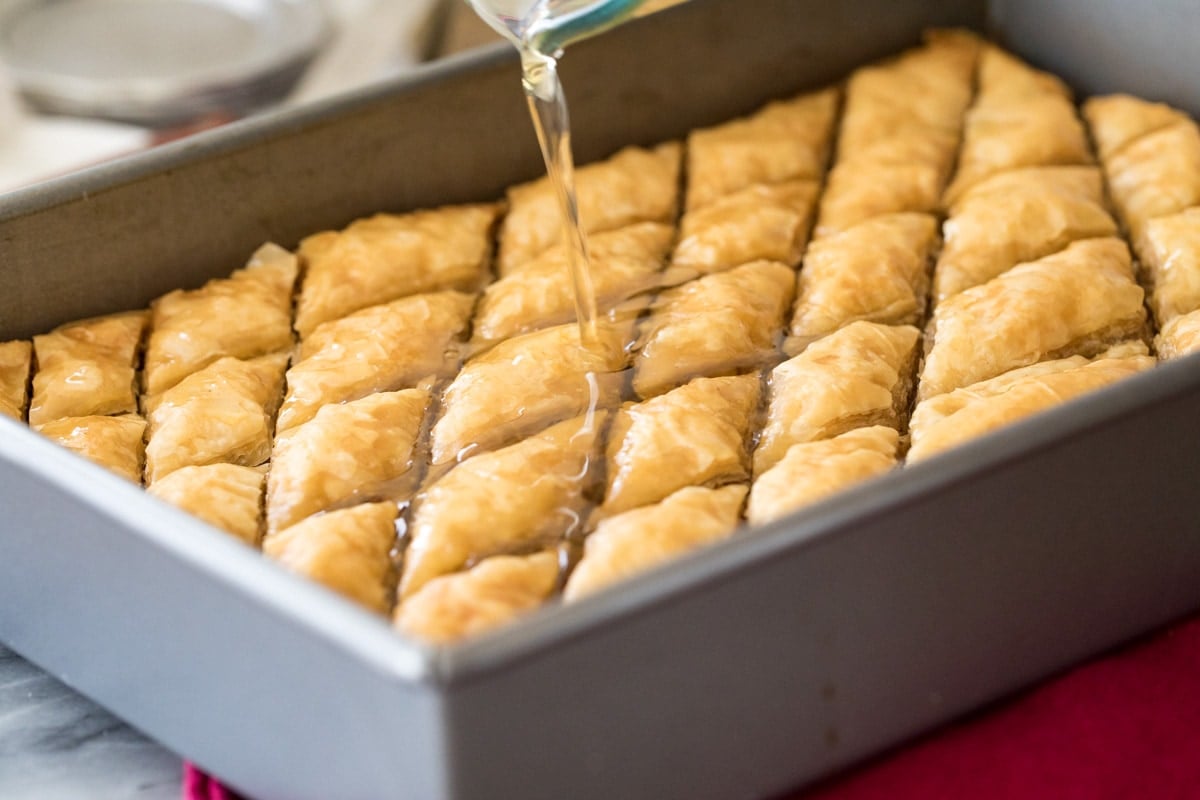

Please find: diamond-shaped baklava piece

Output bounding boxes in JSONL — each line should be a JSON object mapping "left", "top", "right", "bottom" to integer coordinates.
{"left": 473, "top": 223, "right": 671, "bottom": 344}
{"left": 672, "top": 181, "right": 819, "bottom": 274}
{"left": 935, "top": 167, "right": 1117, "bottom": 303}
{"left": 0, "top": 340, "right": 32, "bottom": 421}
{"left": 603, "top": 373, "right": 759, "bottom": 516}
{"left": 263, "top": 501, "right": 399, "bottom": 613}
{"left": 814, "top": 32, "right": 978, "bottom": 238}
{"left": 1157, "top": 310, "right": 1200, "bottom": 360}
{"left": 633, "top": 260, "right": 794, "bottom": 399}
{"left": 498, "top": 144, "right": 681, "bottom": 274}
{"left": 747, "top": 426, "right": 898, "bottom": 526}
{"left": 295, "top": 203, "right": 499, "bottom": 337}
{"left": 143, "top": 243, "right": 297, "bottom": 396}
{"left": 395, "top": 552, "right": 559, "bottom": 644}
{"left": 757, "top": 322, "right": 919, "bottom": 475}
{"left": 790, "top": 213, "right": 937, "bottom": 347}
{"left": 1084, "top": 95, "right": 1200, "bottom": 242}
{"left": 919, "top": 238, "right": 1146, "bottom": 400}
{"left": 266, "top": 388, "right": 429, "bottom": 536}
{"left": 144, "top": 353, "right": 288, "bottom": 483}
{"left": 148, "top": 464, "right": 266, "bottom": 545}
{"left": 402, "top": 414, "right": 604, "bottom": 599}
{"left": 563, "top": 484, "right": 747, "bottom": 602}
{"left": 943, "top": 47, "right": 1091, "bottom": 204}
{"left": 278, "top": 291, "right": 474, "bottom": 432}
{"left": 836, "top": 30, "right": 979, "bottom": 159}
{"left": 686, "top": 89, "right": 838, "bottom": 211}
{"left": 37, "top": 414, "right": 147, "bottom": 484}
{"left": 29, "top": 311, "right": 147, "bottom": 427}
{"left": 430, "top": 321, "right": 628, "bottom": 465}
{"left": 909, "top": 345, "right": 1154, "bottom": 462}
{"left": 815, "top": 143, "right": 946, "bottom": 238}
{"left": 1084, "top": 94, "right": 1192, "bottom": 161}
{"left": 1139, "top": 208, "right": 1200, "bottom": 327}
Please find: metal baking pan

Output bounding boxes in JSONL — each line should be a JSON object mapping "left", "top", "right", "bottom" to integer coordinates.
{"left": 2, "top": 1, "right": 1199, "bottom": 798}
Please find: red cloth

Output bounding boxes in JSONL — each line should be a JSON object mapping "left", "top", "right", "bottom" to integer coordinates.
{"left": 183, "top": 616, "right": 1200, "bottom": 800}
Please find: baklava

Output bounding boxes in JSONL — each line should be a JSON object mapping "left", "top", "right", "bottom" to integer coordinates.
{"left": 17, "top": 34, "right": 1195, "bottom": 646}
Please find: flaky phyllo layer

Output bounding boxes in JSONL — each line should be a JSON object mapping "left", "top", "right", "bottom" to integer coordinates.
{"left": 8, "top": 31, "right": 1195, "bottom": 644}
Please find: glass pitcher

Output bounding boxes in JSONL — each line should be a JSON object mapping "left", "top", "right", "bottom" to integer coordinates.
{"left": 466, "top": 0, "right": 687, "bottom": 53}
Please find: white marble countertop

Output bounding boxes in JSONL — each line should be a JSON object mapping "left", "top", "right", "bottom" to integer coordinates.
{"left": 0, "top": 643, "right": 181, "bottom": 800}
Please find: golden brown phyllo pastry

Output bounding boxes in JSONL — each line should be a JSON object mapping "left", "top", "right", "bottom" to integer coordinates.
{"left": 403, "top": 414, "right": 604, "bottom": 599}
{"left": 29, "top": 311, "right": 147, "bottom": 427}
{"left": 909, "top": 345, "right": 1155, "bottom": 462}
{"left": 295, "top": 203, "right": 500, "bottom": 337}
{"left": 756, "top": 322, "right": 919, "bottom": 475}
{"left": 685, "top": 88, "right": 838, "bottom": 211}
{"left": 1157, "top": 311, "right": 1200, "bottom": 361}
{"left": 143, "top": 244, "right": 297, "bottom": 396}
{"left": 16, "top": 33, "right": 1193, "bottom": 645}
{"left": 278, "top": 291, "right": 473, "bottom": 432}
{"left": 263, "top": 501, "right": 400, "bottom": 613}
{"left": 564, "top": 484, "right": 747, "bottom": 602}
{"left": 919, "top": 238, "right": 1145, "bottom": 400}
{"left": 499, "top": 144, "right": 681, "bottom": 274}
{"left": 396, "top": 552, "right": 560, "bottom": 643}
{"left": 747, "top": 426, "right": 898, "bottom": 526}
{"left": 474, "top": 223, "right": 671, "bottom": 344}
{"left": 815, "top": 30, "right": 979, "bottom": 237}
{"left": 603, "top": 374, "right": 759, "bottom": 516}
{"left": 144, "top": 353, "right": 288, "bottom": 484}
{"left": 633, "top": 260, "right": 794, "bottom": 399}
{"left": 0, "top": 340, "right": 32, "bottom": 421}
{"left": 942, "top": 46, "right": 1091, "bottom": 205}
{"left": 37, "top": 414, "right": 147, "bottom": 484}
{"left": 148, "top": 464, "right": 266, "bottom": 545}
{"left": 789, "top": 213, "right": 937, "bottom": 348}
{"left": 266, "top": 388, "right": 429, "bottom": 536}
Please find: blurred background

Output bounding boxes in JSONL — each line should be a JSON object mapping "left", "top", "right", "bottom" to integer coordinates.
{"left": 0, "top": 0, "right": 502, "bottom": 194}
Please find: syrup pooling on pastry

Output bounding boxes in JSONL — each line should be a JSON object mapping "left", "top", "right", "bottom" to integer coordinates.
{"left": 402, "top": 413, "right": 606, "bottom": 599}
{"left": 602, "top": 373, "right": 759, "bottom": 516}
{"left": 430, "top": 320, "right": 628, "bottom": 465}
{"left": 473, "top": 222, "right": 674, "bottom": 344}
{"left": 266, "top": 388, "right": 430, "bottom": 536}
{"left": 36, "top": 414, "right": 147, "bottom": 485}
{"left": 632, "top": 260, "right": 795, "bottom": 399}
{"left": 755, "top": 322, "right": 920, "bottom": 476}
{"left": 28, "top": 311, "right": 148, "bottom": 428}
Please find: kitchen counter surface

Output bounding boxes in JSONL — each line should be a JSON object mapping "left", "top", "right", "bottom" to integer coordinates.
{"left": 0, "top": 643, "right": 180, "bottom": 800}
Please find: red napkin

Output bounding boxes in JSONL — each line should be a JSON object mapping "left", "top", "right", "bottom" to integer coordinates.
{"left": 183, "top": 615, "right": 1200, "bottom": 800}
